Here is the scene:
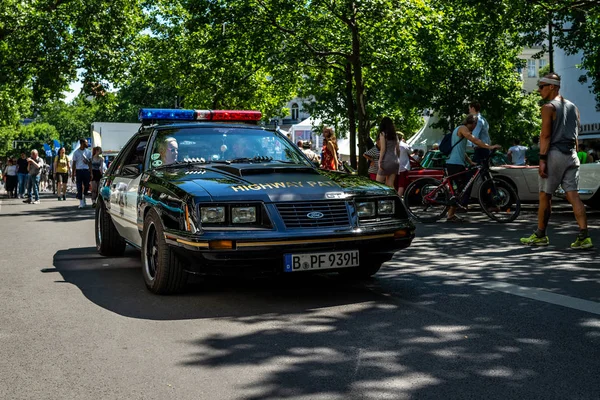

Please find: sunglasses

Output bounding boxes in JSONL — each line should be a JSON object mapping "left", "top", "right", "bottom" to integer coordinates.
{"left": 538, "top": 84, "right": 550, "bottom": 89}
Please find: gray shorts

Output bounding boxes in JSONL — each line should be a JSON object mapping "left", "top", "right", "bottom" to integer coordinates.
{"left": 538, "top": 149, "right": 580, "bottom": 193}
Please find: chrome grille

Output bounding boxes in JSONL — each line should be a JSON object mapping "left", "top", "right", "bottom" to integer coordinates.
{"left": 276, "top": 202, "right": 350, "bottom": 228}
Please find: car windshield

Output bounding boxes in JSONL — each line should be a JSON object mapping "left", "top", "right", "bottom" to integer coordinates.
{"left": 149, "top": 126, "right": 310, "bottom": 168}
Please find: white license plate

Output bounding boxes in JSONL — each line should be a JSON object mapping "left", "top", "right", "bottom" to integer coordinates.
{"left": 283, "top": 250, "right": 359, "bottom": 272}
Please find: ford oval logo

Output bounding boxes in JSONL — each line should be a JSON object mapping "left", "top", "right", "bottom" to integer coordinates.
{"left": 307, "top": 211, "right": 324, "bottom": 219}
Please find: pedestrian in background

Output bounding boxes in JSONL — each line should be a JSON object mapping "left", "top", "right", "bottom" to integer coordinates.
{"left": 363, "top": 136, "right": 380, "bottom": 180}
{"left": 376, "top": 117, "right": 400, "bottom": 188}
{"left": 23, "top": 150, "right": 44, "bottom": 204}
{"left": 16, "top": 152, "right": 28, "bottom": 198}
{"left": 91, "top": 146, "right": 106, "bottom": 207}
{"left": 53, "top": 147, "right": 69, "bottom": 201}
{"left": 507, "top": 139, "right": 528, "bottom": 166}
{"left": 396, "top": 133, "right": 412, "bottom": 197}
{"left": 39, "top": 162, "right": 49, "bottom": 192}
{"left": 577, "top": 143, "right": 594, "bottom": 163}
{"left": 3, "top": 159, "right": 18, "bottom": 198}
{"left": 71, "top": 138, "right": 92, "bottom": 209}
{"left": 468, "top": 101, "right": 491, "bottom": 164}
{"left": 301, "top": 142, "right": 320, "bottom": 164}
{"left": 321, "top": 127, "right": 339, "bottom": 171}
{"left": 526, "top": 136, "right": 540, "bottom": 166}
{"left": 520, "top": 73, "right": 592, "bottom": 248}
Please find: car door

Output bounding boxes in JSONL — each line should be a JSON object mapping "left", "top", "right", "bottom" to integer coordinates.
{"left": 108, "top": 135, "right": 149, "bottom": 247}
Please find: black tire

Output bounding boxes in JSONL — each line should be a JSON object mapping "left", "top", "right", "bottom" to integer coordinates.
{"left": 95, "top": 199, "right": 126, "bottom": 256}
{"left": 478, "top": 178, "right": 521, "bottom": 222}
{"left": 404, "top": 178, "right": 449, "bottom": 222}
{"left": 141, "top": 209, "right": 188, "bottom": 294}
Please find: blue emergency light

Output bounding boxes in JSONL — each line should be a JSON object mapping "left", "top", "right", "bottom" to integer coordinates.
{"left": 138, "top": 108, "right": 196, "bottom": 122}
{"left": 139, "top": 108, "right": 262, "bottom": 123}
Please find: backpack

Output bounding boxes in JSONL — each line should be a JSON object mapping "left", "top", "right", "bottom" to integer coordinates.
{"left": 439, "top": 131, "right": 464, "bottom": 156}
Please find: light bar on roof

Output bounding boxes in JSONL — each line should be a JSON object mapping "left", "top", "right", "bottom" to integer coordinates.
{"left": 210, "top": 110, "right": 262, "bottom": 121}
{"left": 138, "top": 108, "right": 262, "bottom": 122}
{"left": 138, "top": 108, "right": 196, "bottom": 121}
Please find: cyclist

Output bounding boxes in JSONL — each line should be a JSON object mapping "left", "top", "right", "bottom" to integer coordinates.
{"left": 445, "top": 114, "right": 501, "bottom": 222}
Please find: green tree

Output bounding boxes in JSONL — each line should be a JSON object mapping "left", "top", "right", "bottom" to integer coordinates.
{"left": 0, "top": 0, "right": 145, "bottom": 126}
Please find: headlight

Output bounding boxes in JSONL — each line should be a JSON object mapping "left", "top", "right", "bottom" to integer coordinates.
{"left": 378, "top": 200, "right": 395, "bottom": 215}
{"left": 201, "top": 206, "right": 225, "bottom": 223}
{"left": 231, "top": 206, "right": 256, "bottom": 223}
{"left": 356, "top": 201, "right": 376, "bottom": 217}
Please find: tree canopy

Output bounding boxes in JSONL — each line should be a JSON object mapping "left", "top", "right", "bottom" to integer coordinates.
{"left": 1, "top": 0, "right": 599, "bottom": 172}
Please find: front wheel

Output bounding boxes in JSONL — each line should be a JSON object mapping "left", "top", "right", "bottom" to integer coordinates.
{"left": 404, "top": 178, "right": 449, "bottom": 222}
{"left": 478, "top": 179, "right": 521, "bottom": 222}
{"left": 141, "top": 209, "right": 188, "bottom": 294}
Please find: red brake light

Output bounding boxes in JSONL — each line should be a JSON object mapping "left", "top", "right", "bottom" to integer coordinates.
{"left": 209, "top": 110, "right": 262, "bottom": 121}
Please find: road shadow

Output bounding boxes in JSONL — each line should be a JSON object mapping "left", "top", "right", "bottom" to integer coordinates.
{"left": 51, "top": 247, "right": 385, "bottom": 321}
{"left": 49, "top": 214, "right": 600, "bottom": 399}
{"left": 174, "top": 217, "right": 600, "bottom": 399}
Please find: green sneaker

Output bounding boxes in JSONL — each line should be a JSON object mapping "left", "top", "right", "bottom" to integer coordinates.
{"left": 571, "top": 236, "right": 593, "bottom": 249}
{"left": 520, "top": 233, "right": 549, "bottom": 246}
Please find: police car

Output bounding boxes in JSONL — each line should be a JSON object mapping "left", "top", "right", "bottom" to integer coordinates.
{"left": 95, "top": 108, "right": 415, "bottom": 294}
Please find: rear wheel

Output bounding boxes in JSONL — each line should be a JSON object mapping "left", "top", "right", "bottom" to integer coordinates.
{"left": 95, "top": 199, "right": 126, "bottom": 256}
{"left": 404, "top": 178, "right": 449, "bottom": 222}
{"left": 141, "top": 209, "right": 188, "bottom": 294}
{"left": 478, "top": 179, "right": 521, "bottom": 222}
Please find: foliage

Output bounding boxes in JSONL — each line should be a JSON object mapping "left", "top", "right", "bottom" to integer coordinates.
{"left": 0, "top": 0, "right": 144, "bottom": 126}
{"left": 4, "top": 123, "right": 60, "bottom": 158}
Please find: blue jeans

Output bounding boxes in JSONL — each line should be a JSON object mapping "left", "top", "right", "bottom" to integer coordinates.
{"left": 18, "top": 173, "right": 28, "bottom": 196}
{"left": 27, "top": 175, "right": 40, "bottom": 201}
{"left": 75, "top": 169, "right": 91, "bottom": 200}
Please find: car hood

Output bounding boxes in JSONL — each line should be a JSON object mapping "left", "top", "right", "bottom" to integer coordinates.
{"left": 147, "top": 163, "right": 394, "bottom": 202}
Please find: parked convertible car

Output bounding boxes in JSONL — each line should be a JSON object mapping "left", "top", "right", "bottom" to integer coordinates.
{"left": 416, "top": 149, "right": 600, "bottom": 207}
{"left": 95, "top": 108, "right": 415, "bottom": 294}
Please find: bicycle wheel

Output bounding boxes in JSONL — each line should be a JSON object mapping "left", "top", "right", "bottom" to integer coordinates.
{"left": 478, "top": 178, "right": 521, "bottom": 222}
{"left": 404, "top": 178, "right": 450, "bottom": 222}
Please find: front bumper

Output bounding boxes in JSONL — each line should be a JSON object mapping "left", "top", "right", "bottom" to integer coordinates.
{"left": 164, "top": 225, "right": 415, "bottom": 276}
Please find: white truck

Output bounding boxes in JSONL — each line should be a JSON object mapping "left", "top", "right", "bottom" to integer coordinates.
{"left": 90, "top": 122, "right": 140, "bottom": 164}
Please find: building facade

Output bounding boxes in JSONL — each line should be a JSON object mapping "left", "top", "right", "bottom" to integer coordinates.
{"left": 518, "top": 46, "right": 549, "bottom": 93}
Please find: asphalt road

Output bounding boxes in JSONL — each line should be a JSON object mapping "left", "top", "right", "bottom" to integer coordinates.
{"left": 1, "top": 193, "right": 599, "bottom": 400}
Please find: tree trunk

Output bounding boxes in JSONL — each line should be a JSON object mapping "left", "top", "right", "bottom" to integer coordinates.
{"left": 350, "top": 6, "right": 369, "bottom": 176}
{"left": 345, "top": 61, "right": 357, "bottom": 169}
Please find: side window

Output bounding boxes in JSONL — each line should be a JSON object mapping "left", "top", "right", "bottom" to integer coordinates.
{"left": 115, "top": 136, "right": 149, "bottom": 176}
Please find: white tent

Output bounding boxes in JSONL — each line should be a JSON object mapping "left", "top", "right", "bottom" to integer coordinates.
{"left": 407, "top": 113, "right": 447, "bottom": 150}
{"left": 289, "top": 117, "right": 322, "bottom": 145}
{"left": 337, "top": 138, "right": 359, "bottom": 156}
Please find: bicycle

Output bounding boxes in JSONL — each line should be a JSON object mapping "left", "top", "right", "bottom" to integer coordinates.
{"left": 403, "top": 150, "right": 521, "bottom": 223}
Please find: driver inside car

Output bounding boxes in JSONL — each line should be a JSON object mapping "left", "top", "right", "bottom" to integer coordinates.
{"left": 231, "top": 137, "right": 260, "bottom": 159}
{"left": 157, "top": 136, "right": 178, "bottom": 165}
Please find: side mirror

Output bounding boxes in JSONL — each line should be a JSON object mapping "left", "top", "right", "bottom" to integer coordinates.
{"left": 121, "top": 164, "right": 141, "bottom": 176}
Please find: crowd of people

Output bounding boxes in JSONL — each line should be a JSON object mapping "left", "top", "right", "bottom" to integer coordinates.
{"left": 1, "top": 138, "right": 107, "bottom": 208}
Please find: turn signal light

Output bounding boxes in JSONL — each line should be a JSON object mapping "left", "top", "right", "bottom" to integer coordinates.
{"left": 209, "top": 240, "right": 235, "bottom": 250}
{"left": 394, "top": 229, "right": 409, "bottom": 238}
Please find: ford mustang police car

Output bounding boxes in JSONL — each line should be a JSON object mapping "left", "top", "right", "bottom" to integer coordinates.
{"left": 95, "top": 108, "right": 415, "bottom": 294}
